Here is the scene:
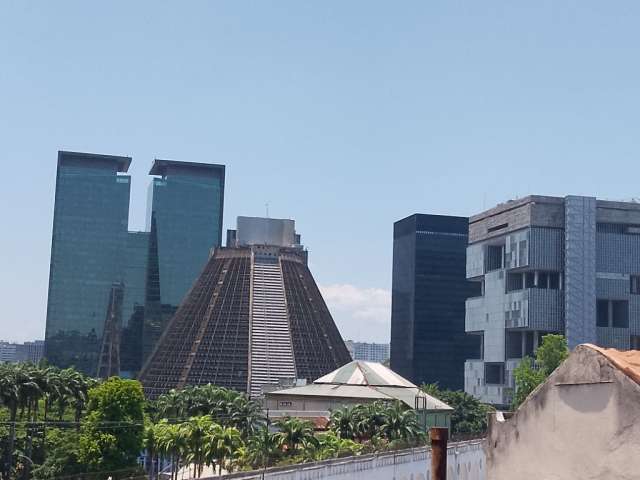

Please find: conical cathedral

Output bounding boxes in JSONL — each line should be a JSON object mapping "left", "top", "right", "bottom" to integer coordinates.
{"left": 139, "top": 216, "right": 351, "bottom": 398}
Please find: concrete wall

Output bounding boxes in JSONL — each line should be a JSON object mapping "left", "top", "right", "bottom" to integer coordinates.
{"left": 237, "top": 217, "right": 297, "bottom": 247}
{"left": 486, "top": 345, "right": 640, "bottom": 479}
{"left": 468, "top": 195, "right": 564, "bottom": 244}
{"left": 214, "top": 441, "right": 485, "bottom": 480}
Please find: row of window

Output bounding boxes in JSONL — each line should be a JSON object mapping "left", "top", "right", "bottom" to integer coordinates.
{"left": 506, "top": 271, "right": 561, "bottom": 292}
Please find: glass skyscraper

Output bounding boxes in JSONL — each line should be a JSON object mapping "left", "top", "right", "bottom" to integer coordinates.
{"left": 45, "top": 151, "right": 132, "bottom": 374}
{"left": 390, "top": 214, "right": 480, "bottom": 391}
{"left": 147, "top": 160, "right": 225, "bottom": 307}
{"left": 45, "top": 152, "right": 225, "bottom": 375}
{"left": 142, "top": 160, "right": 225, "bottom": 364}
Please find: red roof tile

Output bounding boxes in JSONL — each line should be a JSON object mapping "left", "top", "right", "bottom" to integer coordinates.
{"left": 583, "top": 344, "right": 640, "bottom": 385}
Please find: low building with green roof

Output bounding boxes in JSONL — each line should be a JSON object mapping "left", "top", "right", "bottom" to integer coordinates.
{"left": 265, "top": 360, "right": 453, "bottom": 430}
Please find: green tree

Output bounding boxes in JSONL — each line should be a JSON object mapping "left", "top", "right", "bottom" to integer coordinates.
{"left": 227, "top": 394, "right": 264, "bottom": 438}
{"left": 156, "top": 421, "right": 188, "bottom": 480}
{"left": 511, "top": 356, "right": 545, "bottom": 409}
{"left": 357, "top": 402, "right": 389, "bottom": 440}
{"left": 204, "top": 424, "right": 243, "bottom": 475}
{"left": 78, "top": 377, "right": 145, "bottom": 474}
{"left": 31, "top": 429, "right": 83, "bottom": 480}
{"left": 244, "top": 426, "right": 281, "bottom": 469}
{"left": 421, "top": 384, "right": 492, "bottom": 437}
{"left": 183, "top": 415, "right": 213, "bottom": 478}
{"left": 379, "top": 402, "right": 424, "bottom": 446}
{"left": 329, "top": 405, "right": 362, "bottom": 440}
{"left": 302, "top": 431, "right": 362, "bottom": 462}
{"left": 143, "top": 421, "right": 160, "bottom": 480}
{"left": 511, "top": 334, "right": 569, "bottom": 409}
{"left": 536, "top": 334, "right": 569, "bottom": 375}
{"left": 0, "top": 364, "right": 20, "bottom": 478}
{"left": 274, "top": 417, "right": 317, "bottom": 457}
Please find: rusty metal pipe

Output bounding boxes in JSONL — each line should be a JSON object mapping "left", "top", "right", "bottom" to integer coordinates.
{"left": 430, "top": 427, "right": 448, "bottom": 480}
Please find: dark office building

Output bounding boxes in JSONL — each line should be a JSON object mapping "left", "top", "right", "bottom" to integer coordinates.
{"left": 45, "top": 151, "right": 131, "bottom": 374}
{"left": 390, "top": 214, "right": 480, "bottom": 390}
{"left": 45, "top": 152, "right": 225, "bottom": 376}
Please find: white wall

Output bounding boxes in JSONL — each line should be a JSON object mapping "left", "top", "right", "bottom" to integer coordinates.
{"left": 487, "top": 345, "right": 640, "bottom": 479}
{"left": 215, "top": 441, "right": 485, "bottom": 480}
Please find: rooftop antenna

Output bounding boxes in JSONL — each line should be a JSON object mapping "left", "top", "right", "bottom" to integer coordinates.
{"left": 265, "top": 201, "right": 270, "bottom": 218}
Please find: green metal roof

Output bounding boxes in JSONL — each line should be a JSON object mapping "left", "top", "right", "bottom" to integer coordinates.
{"left": 267, "top": 361, "right": 453, "bottom": 411}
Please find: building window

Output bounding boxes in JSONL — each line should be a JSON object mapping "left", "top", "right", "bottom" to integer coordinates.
{"left": 525, "top": 272, "right": 535, "bottom": 288}
{"left": 518, "top": 240, "right": 527, "bottom": 266}
{"left": 597, "top": 299, "right": 630, "bottom": 328}
{"left": 485, "top": 363, "right": 505, "bottom": 385}
{"left": 506, "top": 273, "right": 523, "bottom": 292}
{"left": 631, "top": 276, "right": 640, "bottom": 295}
{"left": 597, "top": 300, "right": 609, "bottom": 327}
{"left": 506, "top": 331, "right": 523, "bottom": 359}
{"left": 612, "top": 300, "right": 629, "bottom": 328}
{"left": 537, "top": 272, "right": 549, "bottom": 288}
{"left": 486, "top": 245, "right": 505, "bottom": 272}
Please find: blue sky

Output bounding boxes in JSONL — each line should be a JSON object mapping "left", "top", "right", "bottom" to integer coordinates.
{"left": 2, "top": 1, "right": 640, "bottom": 343}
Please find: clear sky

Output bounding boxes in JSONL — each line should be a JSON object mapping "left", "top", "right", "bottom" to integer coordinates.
{"left": 2, "top": 1, "right": 640, "bottom": 344}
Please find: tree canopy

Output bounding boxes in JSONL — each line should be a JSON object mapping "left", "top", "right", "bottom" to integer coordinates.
{"left": 511, "top": 334, "right": 569, "bottom": 409}
{"left": 420, "top": 384, "right": 492, "bottom": 437}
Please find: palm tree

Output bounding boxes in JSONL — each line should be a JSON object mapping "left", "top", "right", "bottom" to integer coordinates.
{"left": 228, "top": 394, "right": 264, "bottom": 438}
{"left": 245, "top": 426, "right": 280, "bottom": 469}
{"left": 204, "top": 424, "right": 243, "bottom": 475}
{"left": 143, "top": 422, "right": 160, "bottom": 480}
{"left": 0, "top": 364, "right": 19, "bottom": 478}
{"left": 157, "top": 388, "right": 185, "bottom": 420}
{"left": 303, "top": 431, "right": 362, "bottom": 462}
{"left": 357, "top": 401, "right": 388, "bottom": 440}
{"left": 329, "top": 405, "right": 362, "bottom": 440}
{"left": 274, "top": 417, "right": 318, "bottom": 457}
{"left": 156, "top": 421, "right": 188, "bottom": 480}
{"left": 55, "top": 368, "right": 76, "bottom": 420}
{"left": 183, "top": 415, "right": 213, "bottom": 478}
{"left": 379, "top": 401, "right": 424, "bottom": 446}
{"left": 57, "top": 369, "right": 93, "bottom": 429}
{"left": 22, "top": 364, "right": 48, "bottom": 480}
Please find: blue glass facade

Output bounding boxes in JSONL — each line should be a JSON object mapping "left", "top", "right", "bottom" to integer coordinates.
{"left": 45, "top": 153, "right": 225, "bottom": 376}
{"left": 119, "top": 231, "right": 149, "bottom": 376}
{"left": 147, "top": 161, "right": 225, "bottom": 308}
{"left": 140, "top": 161, "right": 225, "bottom": 366}
{"left": 390, "top": 214, "right": 480, "bottom": 391}
{"left": 45, "top": 151, "right": 131, "bottom": 374}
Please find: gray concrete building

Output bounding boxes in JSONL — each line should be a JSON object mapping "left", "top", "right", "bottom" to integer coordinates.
{"left": 465, "top": 195, "right": 640, "bottom": 406}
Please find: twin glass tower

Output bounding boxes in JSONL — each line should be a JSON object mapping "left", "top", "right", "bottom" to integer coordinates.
{"left": 45, "top": 151, "right": 225, "bottom": 376}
